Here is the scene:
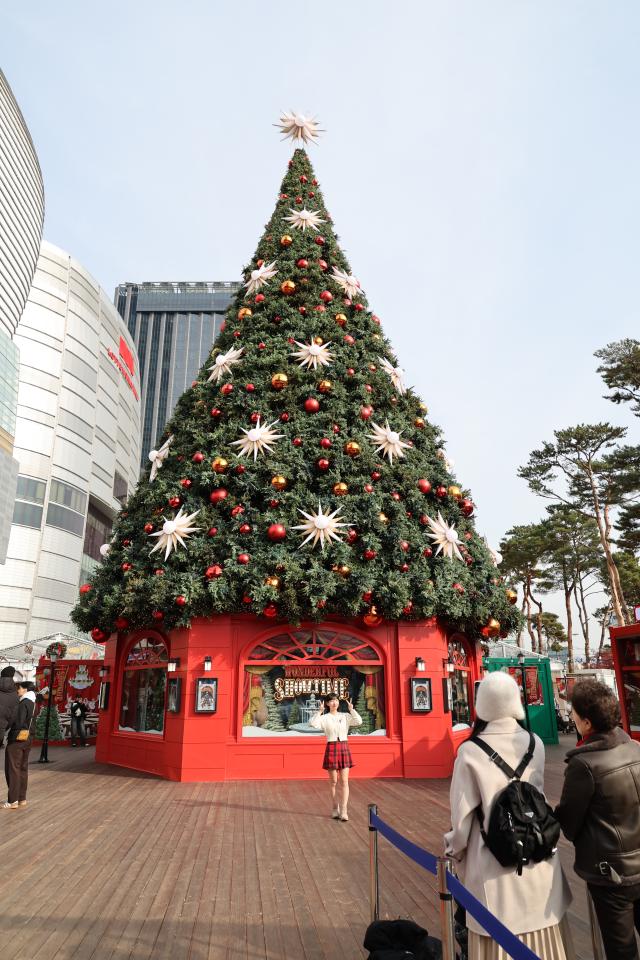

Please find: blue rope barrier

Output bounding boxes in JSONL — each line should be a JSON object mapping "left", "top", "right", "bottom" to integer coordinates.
{"left": 369, "top": 811, "right": 541, "bottom": 960}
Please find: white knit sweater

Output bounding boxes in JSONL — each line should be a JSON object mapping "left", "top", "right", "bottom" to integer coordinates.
{"left": 309, "top": 707, "right": 362, "bottom": 741}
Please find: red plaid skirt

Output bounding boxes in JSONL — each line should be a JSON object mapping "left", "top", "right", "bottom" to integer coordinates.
{"left": 323, "top": 740, "right": 354, "bottom": 770}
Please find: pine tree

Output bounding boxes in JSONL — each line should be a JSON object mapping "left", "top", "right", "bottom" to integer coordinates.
{"left": 35, "top": 704, "right": 63, "bottom": 741}
{"left": 260, "top": 673, "right": 286, "bottom": 732}
{"left": 287, "top": 699, "right": 301, "bottom": 728}
{"left": 72, "top": 143, "right": 520, "bottom": 640}
{"left": 351, "top": 681, "right": 375, "bottom": 735}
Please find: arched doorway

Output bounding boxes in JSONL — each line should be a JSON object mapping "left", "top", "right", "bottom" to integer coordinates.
{"left": 240, "top": 626, "right": 387, "bottom": 738}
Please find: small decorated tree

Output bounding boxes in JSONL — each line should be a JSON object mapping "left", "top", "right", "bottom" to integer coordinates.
{"left": 351, "top": 681, "right": 375, "bottom": 735}
{"left": 35, "top": 703, "right": 63, "bottom": 742}
{"left": 72, "top": 113, "right": 520, "bottom": 641}
{"left": 260, "top": 673, "right": 286, "bottom": 732}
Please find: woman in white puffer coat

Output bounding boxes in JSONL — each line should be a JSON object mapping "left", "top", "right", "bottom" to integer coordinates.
{"left": 444, "top": 671, "right": 575, "bottom": 960}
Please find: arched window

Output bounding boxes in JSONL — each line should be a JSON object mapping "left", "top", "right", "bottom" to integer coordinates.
{"left": 242, "top": 628, "right": 386, "bottom": 738}
{"left": 119, "top": 636, "right": 168, "bottom": 736}
{"left": 448, "top": 634, "right": 472, "bottom": 730}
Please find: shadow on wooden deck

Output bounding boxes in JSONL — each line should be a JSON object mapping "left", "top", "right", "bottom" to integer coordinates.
{"left": 0, "top": 737, "right": 592, "bottom": 960}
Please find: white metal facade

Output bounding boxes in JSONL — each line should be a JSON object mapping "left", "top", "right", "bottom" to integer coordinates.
{"left": 0, "top": 242, "right": 141, "bottom": 648}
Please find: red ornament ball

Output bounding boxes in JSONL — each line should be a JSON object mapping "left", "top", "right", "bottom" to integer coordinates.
{"left": 423, "top": 547, "right": 433, "bottom": 558}
{"left": 354, "top": 303, "right": 364, "bottom": 312}
{"left": 362, "top": 591, "right": 373, "bottom": 602}
{"left": 221, "top": 383, "right": 233, "bottom": 396}
{"left": 154, "top": 568, "right": 164, "bottom": 576}
{"left": 332, "top": 423, "right": 340, "bottom": 433}
{"left": 250, "top": 412, "right": 261, "bottom": 424}
{"left": 192, "top": 451, "right": 205, "bottom": 463}
{"left": 317, "top": 458, "right": 330, "bottom": 471}
{"left": 363, "top": 549, "right": 377, "bottom": 561}
{"left": 435, "top": 485, "right": 448, "bottom": 499}
{"left": 268, "top": 523, "right": 287, "bottom": 542}
{"left": 418, "top": 479, "right": 432, "bottom": 494}
{"left": 263, "top": 603, "right": 278, "bottom": 618}
{"left": 371, "top": 471, "right": 381, "bottom": 481}
{"left": 460, "top": 498, "right": 474, "bottom": 517}
{"left": 364, "top": 483, "right": 374, "bottom": 493}
{"left": 242, "top": 595, "right": 252, "bottom": 604}
{"left": 180, "top": 478, "right": 192, "bottom": 489}
{"left": 402, "top": 602, "right": 414, "bottom": 615}
{"left": 79, "top": 584, "right": 92, "bottom": 595}
{"left": 391, "top": 491, "right": 402, "bottom": 502}
{"left": 317, "top": 258, "right": 328, "bottom": 271}
{"left": 151, "top": 610, "right": 164, "bottom": 621}
{"left": 300, "top": 174, "right": 308, "bottom": 184}
{"left": 115, "top": 617, "right": 129, "bottom": 631}
{"left": 297, "top": 258, "right": 309, "bottom": 268}
{"left": 400, "top": 540, "right": 410, "bottom": 552}
{"left": 237, "top": 553, "right": 250, "bottom": 565}
{"left": 168, "top": 496, "right": 181, "bottom": 508}
{"left": 365, "top": 384, "right": 373, "bottom": 393}
{"left": 304, "top": 397, "right": 320, "bottom": 413}
{"left": 210, "top": 407, "right": 222, "bottom": 418}
{"left": 239, "top": 523, "right": 251, "bottom": 535}
{"left": 231, "top": 505, "right": 245, "bottom": 517}
{"left": 320, "top": 437, "right": 332, "bottom": 449}
{"left": 400, "top": 563, "right": 410, "bottom": 573}
{"left": 293, "top": 437, "right": 303, "bottom": 447}
{"left": 346, "top": 367, "right": 355, "bottom": 376}
{"left": 121, "top": 562, "right": 132, "bottom": 572}
{"left": 453, "top": 583, "right": 465, "bottom": 594}
{"left": 419, "top": 514, "right": 429, "bottom": 526}
{"left": 360, "top": 405, "right": 373, "bottom": 420}
{"left": 280, "top": 412, "right": 290, "bottom": 422}
{"left": 144, "top": 522, "right": 154, "bottom": 534}
{"left": 245, "top": 383, "right": 255, "bottom": 392}
{"left": 343, "top": 334, "right": 355, "bottom": 345}
{"left": 91, "top": 627, "right": 107, "bottom": 642}
{"left": 320, "top": 290, "right": 333, "bottom": 303}
{"left": 254, "top": 294, "right": 265, "bottom": 304}
{"left": 209, "top": 489, "right": 228, "bottom": 504}
{"left": 269, "top": 499, "right": 279, "bottom": 508}
{"left": 347, "top": 528, "right": 358, "bottom": 544}
{"left": 314, "top": 235, "right": 325, "bottom": 246}
{"left": 298, "top": 306, "right": 307, "bottom": 315}
{"left": 258, "top": 342, "right": 266, "bottom": 350}
{"left": 207, "top": 527, "right": 218, "bottom": 537}
{"left": 206, "top": 565, "right": 224, "bottom": 579}
{"left": 175, "top": 595, "right": 187, "bottom": 607}
{"left": 317, "top": 599, "right": 326, "bottom": 609}
{"left": 235, "top": 464, "right": 246, "bottom": 475}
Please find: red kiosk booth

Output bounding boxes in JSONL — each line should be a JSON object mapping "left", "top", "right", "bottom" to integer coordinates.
{"left": 610, "top": 623, "right": 640, "bottom": 740}
{"left": 95, "top": 615, "right": 482, "bottom": 782}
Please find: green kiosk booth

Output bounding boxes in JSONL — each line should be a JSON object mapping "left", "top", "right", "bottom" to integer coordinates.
{"left": 482, "top": 655, "right": 559, "bottom": 745}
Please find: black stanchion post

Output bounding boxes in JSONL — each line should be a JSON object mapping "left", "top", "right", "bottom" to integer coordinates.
{"left": 436, "top": 857, "right": 456, "bottom": 960}
{"left": 368, "top": 803, "right": 380, "bottom": 923}
{"left": 38, "top": 651, "right": 58, "bottom": 763}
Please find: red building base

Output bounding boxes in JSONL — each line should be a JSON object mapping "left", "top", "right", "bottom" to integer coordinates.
{"left": 95, "top": 615, "right": 482, "bottom": 782}
{"left": 610, "top": 624, "right": 640, "bottom": 740}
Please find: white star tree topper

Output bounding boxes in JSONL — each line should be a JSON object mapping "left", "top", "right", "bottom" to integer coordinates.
{"left": 367, "top": 421, "right": 412, "bottom": 464}
{"left": 149, "top": 507, "right": 201, "bottom": 561}
{"left": 275, "top": 111, "right": 324, "bottom": 145}
{"left": 148, "top": 435, "right": 174, "bottom": 482}
{"left": 331, "top": 266, "right": 361, "bottom": 299}
{"left": 379, "top": 357, "right": 406, "bottom": 395}
{"left": 293, "top": 503, "right": 349, "bottom": 551}
{"left": 231, "top": 418, "right": 284, "bottom": 461}
{"left": 290, "top": 339, "right": 334, "bottom": 370}
{"left": 425, "top": 513, "right": 464, "bottom": 561}
{"left": 284, "top": 207, "right": 326, "bottom": 232}
{"left": 207, "top": 346, "right": 244, "bottom": 383}
{"left": 244, "top": 261, "right": 278, "bottom": 296}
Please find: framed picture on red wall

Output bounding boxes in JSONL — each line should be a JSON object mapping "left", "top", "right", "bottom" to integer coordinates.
{"left": 195, "top": 678, "right": 218, "bottom": 714}
{"left": 410, "top": 677, "right": 432, "bottom": 713}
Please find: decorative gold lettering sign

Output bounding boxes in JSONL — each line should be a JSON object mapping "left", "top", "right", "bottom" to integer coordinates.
{"left": 274, "top": 673, "right": 349, "bottom": 702}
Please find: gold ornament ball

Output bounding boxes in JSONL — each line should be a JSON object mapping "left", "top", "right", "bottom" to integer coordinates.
{"left": 486, "top": 617, "right": 501, "bottom": 638}
{"left": 332, "top": 564, "right": 351, "bottom": 578}
{"left": 212, "top": 456, "right": 228, "bottom": 474}
{"left": 238, "top": 307, "right": 252, "bottom": 320}
{"left": 506, "top": 588, "right": 518, "bottom": 605}
{"left": 335, "top": 313, "right": 347, "bottom": 327}
{"left": 344, "top": 441, "right": 361, "bottom": 457}
{"left": 313, "top": 336, "right": 324, "bottom": 345}
{"left": 333, "top": 481, "right": 349, "bottom": 496}
{"left": 414, "top": 417, "right": 425, "bottom": 429}
{"left": 372, "top": 333, "right": 381, "bottom": 340}
{"left": 378, "top": 512, "right": 389, "bottom": 524}
{"left": 363, "top": 604, "right": 383, "bottom": 627}
{"left": 280, "top": 234, "right": 293, "bottom": 247}
{"left": 265, "top": 575, "right": 281, "bottom": 589}
{"left": 318, "top": 379, "right": 332, "bottom": 394}
{"left": 448, "top": 485, "right": 462, "bottom": 501}
{"left": 271, "top": 475, "right": 288, "bottom": 491}
{"left": 271, "top": 372, "right": 289, "bottom": 390}
{"left": 280, "top": 280, "right": 296, "bottom": 295}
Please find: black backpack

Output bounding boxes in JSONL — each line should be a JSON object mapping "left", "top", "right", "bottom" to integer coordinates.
{"left": 471, "top": 733, "right": 560, "bottom": 876}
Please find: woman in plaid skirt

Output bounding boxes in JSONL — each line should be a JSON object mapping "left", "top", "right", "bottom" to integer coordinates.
{"left": 310, "top": 693, "right": 362, "bottom": 821}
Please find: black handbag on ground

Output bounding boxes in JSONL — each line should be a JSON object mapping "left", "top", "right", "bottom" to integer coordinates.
{"left": 364, "top": 919, "right": 442, "bottom": 960}
{"left": 471, "top": 733, "right": 560, "bottom": 876}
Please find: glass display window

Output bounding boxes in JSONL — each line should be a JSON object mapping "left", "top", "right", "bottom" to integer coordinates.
{"left": 119, "top": 636, "right": 168, "bottom": 735}
{"left": 242, "top": 628, "right": 386, "bottom": 738}
{"left": 448, "top": 634, "right": 472, "bottom": 730}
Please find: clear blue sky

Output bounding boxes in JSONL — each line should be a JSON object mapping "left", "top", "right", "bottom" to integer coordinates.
{"left": 2, "top": 1, "right": 639, "bottom": 644}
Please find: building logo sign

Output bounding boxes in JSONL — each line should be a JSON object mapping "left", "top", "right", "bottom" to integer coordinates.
{"left": 107, "top": 337, "right": 139, "bottom": 400}
{"left": 273, "top": 665, "right": 349, "bottom": 701}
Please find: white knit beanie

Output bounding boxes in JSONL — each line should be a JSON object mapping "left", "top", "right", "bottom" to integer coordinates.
{"left": 475, "top": 671, "right": 525, "bottom": 722}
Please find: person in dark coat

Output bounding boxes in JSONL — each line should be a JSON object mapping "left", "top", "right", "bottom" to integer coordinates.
{"left": 555, "top": 678, "right": 640, "bottom": 960}
{"left": 4, "top": 680, "right": 36, "bottom": 809}
{"left": 0, "top": 666, "right": 19, "bottom": 745}
{"left": 69, "top": 698, "right": 88, "bottom": 746}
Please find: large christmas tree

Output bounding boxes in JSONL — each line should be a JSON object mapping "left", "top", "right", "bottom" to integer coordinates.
{"left": 73, "top": 114, "right": 519, "bottom": 639}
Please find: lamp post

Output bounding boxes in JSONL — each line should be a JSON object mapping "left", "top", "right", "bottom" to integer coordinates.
{"left": 38, "top": 649, "right": 59, "bottom": 763}
{"left": 517, "top": 650, "right": 531, "bottom": 732}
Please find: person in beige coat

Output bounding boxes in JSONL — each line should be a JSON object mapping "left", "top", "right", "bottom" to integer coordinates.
{"left": 444, "top": 671, "right": 574, "bottom": 960}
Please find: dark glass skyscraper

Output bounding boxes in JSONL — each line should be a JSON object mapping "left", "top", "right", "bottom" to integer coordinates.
{"left": 115, "top": 281, "right": 240, "bottom": 469}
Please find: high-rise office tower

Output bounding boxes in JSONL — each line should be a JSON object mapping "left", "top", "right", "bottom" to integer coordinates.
{"left": 115, "top": 281, "right": 240, "bottom": 468}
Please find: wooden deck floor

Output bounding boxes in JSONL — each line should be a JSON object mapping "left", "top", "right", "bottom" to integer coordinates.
{"left": 0, "top": 737, "right": 593, "bottom": 960}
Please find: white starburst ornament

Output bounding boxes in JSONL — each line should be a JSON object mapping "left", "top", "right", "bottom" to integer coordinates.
{"left": 149, "top": 507, "right": 201, "bottom": 561}
{"left": 284, "top": 207, "right": 326, "bottom": 232}
{"left": 379, "top": 357, "right": 407, "bottom": 395}
{"left": 99, "top": 543, "right": 111, "bottom": 558}
{"left": 275, "top": 111, "right": 324, "bottom": 145}
{"left": 207, "top": 346, "right": 244, "bottom": 383}
{"left": 148, "top": 435, "right": 173, "bottom": 482}
{"left": 231, "top": 418, "right": 284, "bottom": 461}
{"left": 425, "top": 513, "right": 464, "bottom": 561}
{"left": 244, "top": 261, "right": 278, "bottom": 296}
{"left": 290, "top": 339, "right": 335, "bottom": 370}
{"left": 367, "top": 421, "right": 412, "bottom": 465}
{"left": 293, "top": 502, "right": 349, "bottom": 551}
{"left": 484, "top": 537, "right": 503, "bottom": 567}
{"left": 436, "top": 448, "right": 455, "bottom": 472}
{"left": 331, "top": 267, "right": 361, "bottom": 299}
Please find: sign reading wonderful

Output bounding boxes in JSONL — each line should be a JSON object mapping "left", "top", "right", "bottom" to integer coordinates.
{"left": 273, "top": 665, "right": 349, "bottom": 702}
